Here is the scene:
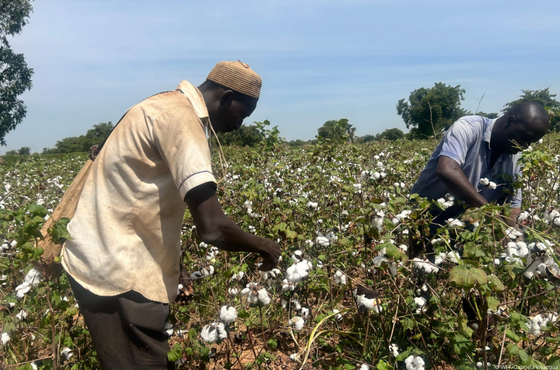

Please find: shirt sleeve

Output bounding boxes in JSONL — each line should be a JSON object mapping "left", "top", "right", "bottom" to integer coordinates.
{"left": 437, "top": 118, "right": 479, "bottom": 167}
{"left": 152, "top": 106, "right": 216, "bottom": 201}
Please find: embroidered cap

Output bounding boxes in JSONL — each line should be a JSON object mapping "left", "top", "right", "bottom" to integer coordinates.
{"left": 207, "top": 60, "right": 262, "bottom": 99}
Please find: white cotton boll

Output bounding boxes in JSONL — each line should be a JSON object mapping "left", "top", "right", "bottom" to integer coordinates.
{"left": 60, "top": 347, "right": 73, "bottom": 361}
{"left": 446, "top": 218, "right": 465, "bottom": 228}
{"left": 220, "top": 306, "right": 238, "bottom": 323}
{"left": 281, "top": 279, "right": 295, "bottom": 292}
{"left": 306, "top": 201, "right": 318, "bottom": 210}
{"left": 412, "top": 258, "right": 439, "bottom": 274}
{"left": 228, "top": 288, "right": 239, "bottom": 296}
{"left": 389, "top": 263, "right": 398, "bottom": 276}
{"left": 389, "top": 343, "right": 400, "bottom": 357}
{"left": 291, "top": 299, "right": 302, "bottom": 310}
{"left": 332, "top": 309, "right": 343, "bottom": 321}
{"left": 488, "top": 181, "right": 497, "bottom": 190}
{"left": 373, "top": 171, "right": 381, "bottom": 180}
{"left": 518, "top": 211, "right": 529, "bottom": 222}
{"left": 300, "top": 307, "right": 309, "bottom": 318}
{"left": 494, "top": 258, "right": 501, "bottom": 266}
{"left": 286, "top": 260, "right": 311, "bottom": 283}
{"left": 289, "top": 353, "right": 300, "bottom": 361}
{"left": 200, "top": 322, "right": 227, "bottom": 343}
{"left": 261, "top": 268, "right": 281, "bottom": 280}
{"left": 1, "top": 332, "right": 9, "bottom": 346}
{"left": 315, "top": 236, "right": 330, "bottom": 247}
{"left": 434, "top": 253, "right": 446, "bottom": 266}
{"left": 555, "top": 217, "right": 560, "bottom": 227}
{"left": 516, "top": 242, "right": 529, "bottom": 258}
{"left": 292, "top": 250, "right": 303, "bottom": 263}
{"left": 11, "top": 240, "right": 17, "bottom": 248}
{"left": 257, "top": 288, "right": 271, "bottom": 305}
{"left": 165, "top": 322, "right": 174, "bottom": 336}
{"left": 231, "top": 271, "right": 244, "bottom": 281}
{"left": 480, "top": 178, "right": 490, "bottom": 186}
{"left": 201, "top": 265, "right": 214, "bottom": 277}
{"left": 414, "top": 297, "right": 427, "bottom": 314}
{"left": 404, "top": 355, "right": 425, "bottom": 370}
{"left": 505, "top": 227, "right": 523, "bottom": 240}
{"left": 16, "top": 310, "right": 27, "bottom": 320}
{"left": 334, "top": 270, "right": 347, "bottom": 285}
{"left": 356, "top": 295, "right": 382, "bottom": 313}
{"left": 446, "top": 252, "right": 461, "bottom": 264}
{"left": 316, "top": 260, "right": 324, "bottom": 269}
{"left": 289, "top": 316, "right": 305, "bottom": 331}
{"left": 359, "top": 365, "right": 370, "bottom": 370}
{"left": 16, "top": 282, "right": 32, "bottom": 298}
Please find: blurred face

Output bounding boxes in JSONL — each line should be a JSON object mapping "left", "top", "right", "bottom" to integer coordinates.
{"left": 210, "top": 92, "right": 257, "bottom": 133}
{"left": 501, "top": 120, "right": 546, "bottom": 155}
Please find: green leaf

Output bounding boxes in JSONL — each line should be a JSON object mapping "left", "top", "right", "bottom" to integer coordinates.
{"left": 449, "top": 265, "right": 487, "bottom": 288}
{"left": 285, "top": 230, "right": 298, "bottom": 239}
{"left": 167, "top": 343, "right": 183, "bottom": 362}
{"left": 518, "top": 348, "right": 530, "bottom": 365}
{"left": 451, "top": 334, "right": 474, "bottom": 354}
{"left": 48, "top": 217, "right": 72, "bottom": 244}
{"left": 506, "top": 329, "right": 521, "bottom": 343}
{"left": 401, "top": 318, "right": 416, "bottom": 331}
{"left": 548, "top": 356, "right": 560, "bottom": 367}
{"left": 376, "top": 360, "right": 390, "bottom": 370}
{"left": 487, "top": 275, "right": 506, "bottom": 291}
{"left": 507, "top": 343, "right": 519, "bottom": 356}
{"left": 385, "top": 244, "right": 407, "bottom": 262}
{"left": 487, "top": 296, "right": 500, "bottom": 311}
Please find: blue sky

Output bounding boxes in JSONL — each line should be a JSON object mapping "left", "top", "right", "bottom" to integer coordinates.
{"left": 3, "top": 0, "right": 560, "bottom": 153}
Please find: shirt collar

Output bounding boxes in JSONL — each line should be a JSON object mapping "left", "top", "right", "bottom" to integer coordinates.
{"left": 175, "top": 80, "right": 209, "bottom": 120}
{"left": 483, "top": 117, "right": 497, "bottom": 149}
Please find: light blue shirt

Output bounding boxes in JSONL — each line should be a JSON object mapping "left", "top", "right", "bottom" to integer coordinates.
{"left": 411, "top": 115, "right": 522, "bottom": 208}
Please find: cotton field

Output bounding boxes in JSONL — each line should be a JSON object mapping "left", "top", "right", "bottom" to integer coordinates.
{"left": 1, "top": 137, "right": 559, "bottom": 370}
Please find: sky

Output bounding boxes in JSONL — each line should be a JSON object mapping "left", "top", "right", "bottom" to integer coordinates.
{"left": 2, "top": 0, "right": 560, "bottom": 153}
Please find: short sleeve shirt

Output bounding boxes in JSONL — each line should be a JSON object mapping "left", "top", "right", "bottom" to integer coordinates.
{"left": 410, "top": 115, "right": 522, "bottom": 208}
{"left": 62, "top": 81, "right": 216, "bottom": 303}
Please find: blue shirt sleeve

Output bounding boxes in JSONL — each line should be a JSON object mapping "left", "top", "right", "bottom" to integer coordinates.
{"left": 438, "top": 118, "right": 479, "bottom": 167}
{"left": 509, "top": 160, "right": 522, "bottom": 208}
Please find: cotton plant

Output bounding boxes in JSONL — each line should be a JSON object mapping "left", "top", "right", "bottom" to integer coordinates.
{"left": 526, "top": 313, "right": 558, "bottom": 336}
{"left": 353, "top": 288, "right": 382, "bottom": 314}
{"left": 412, "top": 258, "right": 439, "bottom": 274}
{"left": 219, "top": 305, "right": 238, "bottom": 323}
{"left": 479, "top": 177, "right": 497, "bottom": 190}
{"left": 333, "top": 270, "right": 347, "bottom": 285}
{"left": 286, "top": 260, "right": 312, "bottom": 283}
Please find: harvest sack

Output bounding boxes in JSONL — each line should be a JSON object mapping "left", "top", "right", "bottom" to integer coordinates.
{"left": 36, "top": 159, "right": 93, "bottom": 276}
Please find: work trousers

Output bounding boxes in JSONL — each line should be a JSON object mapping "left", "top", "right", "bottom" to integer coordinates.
{"left": 68, "top": 275, "right": 175, "bottom": 370}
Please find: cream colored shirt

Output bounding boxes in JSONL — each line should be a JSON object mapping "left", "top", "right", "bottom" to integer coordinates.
{"left": 62, "top": 81, "right": 216, "bottom": 303}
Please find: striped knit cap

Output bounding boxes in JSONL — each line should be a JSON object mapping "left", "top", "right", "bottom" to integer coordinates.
{"left": 207, "top": 60, "right": 262, "bottom": 99}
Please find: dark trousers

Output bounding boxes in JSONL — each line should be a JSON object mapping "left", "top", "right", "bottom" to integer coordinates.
{"left": 68, "top": 275, "right": 174, "bottom": 370}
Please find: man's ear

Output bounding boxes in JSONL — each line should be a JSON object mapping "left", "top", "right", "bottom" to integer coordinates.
{"left": 505, "top": 114, "right": 518, "bottom": 127}
{"left": 219, "top": 90, "right": 234, "bottom": 106}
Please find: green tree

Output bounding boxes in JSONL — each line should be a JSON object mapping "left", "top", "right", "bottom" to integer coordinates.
{"left": 317, "top": 119, "right": 355, "bottom": 143}
{"left": 0, "top": 0, "right": 34, "bottom": 146}
{"left": 396, "top": 82, "right": 467, "bottom": 139}
{"left": 476, "top": 111, "right": 498, "bottom": 119}
{"left": 5, "top": 146, "right": 29, "bottom": 155}
{"left": 502, "top": 88, "right": 560, "bottom": 131}
{"left": 376, "top": 128, "right": 404, "bottom": 141}
{"left": 217, "top": 124, "right": 264, "bottom": 147}
{"left": 42, "top": 121, "right": 114, "bottom": 154}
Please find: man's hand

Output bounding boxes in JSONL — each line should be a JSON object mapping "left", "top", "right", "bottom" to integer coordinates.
{"left": 176, "top": 270, "right": 194, "bottom": 305}
{"left": 257, "top": 239, "right": 281, "bottom": 271}
{"left": 436, "top": 156, "right": 488, "bottom": 208}
{"left": 185, "top": 182, "right": 282, "bottom": 270}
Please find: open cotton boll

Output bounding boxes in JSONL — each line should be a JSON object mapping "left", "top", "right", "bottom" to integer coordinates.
{"left": 480, "top": 178, "right": 490, "bottom": 186}
{"left": 446, "top": 218, "right": 465, "bottom": 228}
{"left": 292, "top": 250, "right": 304, "bottom": 263}
{"left": 220, "top": 306, "right": 238, "bottom": 323}
{"left": 289, "top": 316, "right": 305, "bottom": 331}
{"left": 359, "top": 365, "right": 370, "bottom": 370}
{"left": 412, "top": 258, "right": 439, "bottom": 274}
{"left": 257, "top": 288, "right": 271, "bottom": 305}
{"left": 404, "top": 355, "right": 426, "bottom": 370}
{"left": 389, "top": 343, "right": 400, "bottom": 357}
{"left": 286, "top": 260, "right": 311, "bottom": 283}
{"left": 228, "top": 288, "right": 239, "bottom": 296}
{"left": 1, "top": 332, "right": 10, "bottom": 345}
{"left": 60, "top": 347, "right": 73, "bottom": 361}
{"left": 414, "top": 297, "right": 427, "bottom": 314}
{"left": 488, "top": 181, "right": 497, "bottom": 190}
{"left": 332, "top": 309, "right": 343, "bottom": 321}
{"left": 16, "top": 310, "right": 27, "bottom": 321}
{"left": 164, "top": 322, "right": 174, "bottom": 336}
{"left": 201, "top": 322, "right": 227, "bottom": 343}
{"left": 260, "top": 268, "right": 281, "bottom": 280}
{"left": 281, "top": 279, "right": 296, "bottom": 292}
{"left": 334, "top": 270, "right": 347, "bottom": 285}
{"left": 289, "top": 353, "right": 300, "bottom": 361}
{"left": 356, "top": 294, "right": 382, "bottom": 313}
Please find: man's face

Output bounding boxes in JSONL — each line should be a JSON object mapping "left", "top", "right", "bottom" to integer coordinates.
{"left": 502, "top": 120, "right": 545, "bottom": 155}
{"left": 211, "top": 93, "right": 257, "bottom": 134}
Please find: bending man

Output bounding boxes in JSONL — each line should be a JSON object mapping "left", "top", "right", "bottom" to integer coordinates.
{"left": 62, "top": 61, "right": 281, "bottom": 369}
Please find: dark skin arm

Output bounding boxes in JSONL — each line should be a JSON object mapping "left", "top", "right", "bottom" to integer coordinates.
{"left": 184, "top": 182, "right": 281, "bottom": 271}
{"left": 436, "top": 155, "right": 520, "bottom": 227}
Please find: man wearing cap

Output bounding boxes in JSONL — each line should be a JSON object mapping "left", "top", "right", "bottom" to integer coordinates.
{"left": 62, "top": 61, "right": 281, "bottom": 369}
